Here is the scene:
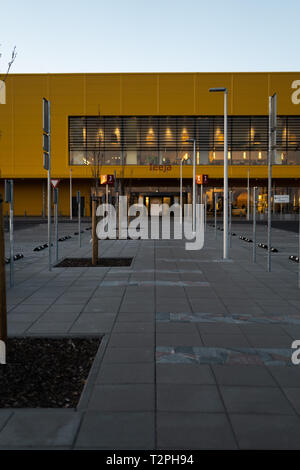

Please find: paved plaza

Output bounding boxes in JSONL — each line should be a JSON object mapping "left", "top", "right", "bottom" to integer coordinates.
{"left": 1, "top": 218, "right": 300, "bottom": 449}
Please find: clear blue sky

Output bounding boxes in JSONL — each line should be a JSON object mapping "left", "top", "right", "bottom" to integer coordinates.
{"left": 1, "top": 0, "right": 299, "bottom": 73}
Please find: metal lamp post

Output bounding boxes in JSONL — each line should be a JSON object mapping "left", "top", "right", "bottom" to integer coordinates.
{"left": 209, "top": 87, "right": 228, "bottom": 260}
{"left": 185, "top": 138, "right": 196, "bottom": 232}
{"left": 180, "top": 153, "right": 189, "bottom": 225}
{"left": 70, "top": 168, "right": 73, "bottom": 220}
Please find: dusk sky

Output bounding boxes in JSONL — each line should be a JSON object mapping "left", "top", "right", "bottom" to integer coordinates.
{"left": 1, "top": 0, "right": 299, "bottom": 74}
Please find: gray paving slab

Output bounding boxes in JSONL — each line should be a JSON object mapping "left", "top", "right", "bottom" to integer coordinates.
{"left": 27, "top": 322, "right": 72, "bottom": 334}
{"left": 212, "top": 365, "right": 277, "bottom": 387}
{"left": 0, "top": 411, "right": 82, "bottom": 448}
{"left": 157, "top": 412, "right": 237, "bottom": 450}
{"left": 117, "top": 313, "right": 155, "bottom": 322}
{"left": 96, "top": 363, "right": 155, "bottom": 384}
{"left": 220, "top": 386, "right": 296, "bottom": 415}
{"left": 120, "top": 301, "right": 155, "bottom": 313}
{"left": 0, "top": 411, "right": 13, "bottom": 433}
{"left": 157, "top": 384, "right": 224, "bottom": 412}
{"left": 88, "top": 384, "right": 155, "bottom": 411}
{"left": 239, "top": 324, "right": 288, "bottom": 335}
{"left": 39, "top": 311, "right": 81, "bottom": 323}
{"left": 190, "top": 301, "right": 228, "bottom": 314}
{"left": 10, "top": 304, "right": 50, "bottom": 314}
{"left": 267, "top": 366, "right": 300, "bottom": 387}
{"left": 156, "top": 364, "right": 215, "bottom": 384}
{"left": 70, "top": 314, "right": 115, "bottom": 334}
{"left": 156, "top": 332, "right": 203, "bottom": 347}
{"left": 246, "top": 334, "right": 293, "bottom": 348}
{"left": 75, "top": 411, "right": 155, "bottom": 449}
{"left": 108, "top": 333, "right": 154, "bottom": 348}
{"left": 201, "top": 333, "right": 251, "bottom": 348}
{"left": 102, "top": 347, "right": 154, "bottom": 364}
{"left": 156, "top": 322, "right": 199, "bottom": 334}
{"left": 7, "top": 312, "right": 43, "bottom": 322}
{"left": 196, "top": 323, "right": 243, "bottom": 335}
{"left": 230, "top": 414, "right": 300, "bottom": 449}
{"left": 113, "top": 322, "right": 155, "bottom": 333}
{"left": 83, "top": 298, "right": 121, "bottom": 313}
{"left": 46, "top": 304, "right": 84, "bottom": 313}
{"left": 282, "top": 387, "right": 300, "bottom": 414}
{"left": 7, "top": 322, "right": 32, "bottom": 335}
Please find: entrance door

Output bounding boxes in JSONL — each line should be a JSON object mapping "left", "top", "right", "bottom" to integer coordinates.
{"left": 149, "top": 197, "right": 161, "bottom": 216}
{"left": 144, "top": 195, "right": 174, "bottom": 216}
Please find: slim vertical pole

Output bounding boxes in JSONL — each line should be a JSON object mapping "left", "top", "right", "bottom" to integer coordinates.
{"left": 192, "top": 139, "right": 196, "bottom": 232}
{"left": 298, "top": 204, "right": 300, "bottom": 289}
{"left": 70, "top": 168, "right": 73, "bottom": 220}
{"left": 229, "top": 190, "right": 232, "bottom": 248}
{"left": 247, "top": 169, "right": 250, "bottom": 220}
{"left": 118, "top": 183, "right": 122, "bottom": 240}
{"left": 224, "top": 90, "right": 229, "bottom": 259}
{"left": 180, "top": 160, "right": 183, "bottom": 225}
{"left": 47, "top": 103, "right": 51, "bottom": 272}
{"left": 42, "top": 180, "right": 46, "bottom": 218}
{"left": 114, "top": 171, "right": 119, "bottom": 238}
{"left": 92, "top": 197, "right": 98, "bottom": 265}
{"left": 253, "top": 187, "right": 257, "bottom": 263}
{"left": 9, "top": 180, "right": 14, "bottom": 287}
{"left": 204, "top": 192, "right": 207, "bottom": 232}
{"left": 267, "top": 96, "right": 272, "bottom": 272}
{"left": 267, "top": 94, "right": 276, "bottom": 273}
{"left": 78, "top": 191, "right": 81, "bottom": 248}
{"left": 106, "top": 184, "right": 109, "bottom": 205}
{"left": 54, "top": 188, "right": 58, "bottom": 263}
{"left": 0, "top": 195, "right": 7, "bottom": 346}
{"left": 214, "top": 193, "right": 217, "bottom": 239}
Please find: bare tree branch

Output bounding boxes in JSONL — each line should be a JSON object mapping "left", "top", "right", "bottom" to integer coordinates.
{"left": 90, "top": 108, "right": 105, "bottom": 195}
{"left": 0, "top": 46, "right": 17, "bottom": 83}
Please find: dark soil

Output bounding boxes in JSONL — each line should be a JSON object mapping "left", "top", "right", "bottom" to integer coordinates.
{"left": 0, "top": 337, "right": 101, "bottom": 408}
{"left": 55, "top": 257, "right": 133, "bottom": 267}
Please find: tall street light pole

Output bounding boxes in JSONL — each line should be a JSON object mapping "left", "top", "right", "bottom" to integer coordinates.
{"left": 180, "top": 157, "right": 183, "bottom": 225}
{"left": 185, "top": 138, "right": 196, "bottom": 232}
{"left": 70, "top": 168, "right": 73, "bottom": 220}
{"left": 180, "top": 153, "right": 189, "bottom": 225}
{"left": 209, "top": 87, "right": 228, "bottom": 260}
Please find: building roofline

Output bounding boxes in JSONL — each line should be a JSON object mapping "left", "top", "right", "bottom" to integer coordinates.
{"left": 3, "top": 71, "right": 300, "bottom": 77}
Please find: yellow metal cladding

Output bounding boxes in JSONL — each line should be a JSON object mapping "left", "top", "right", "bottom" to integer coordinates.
{"left": 102, "top": 164, "right": 300, "bottom": 180}
{"left": 0, "top": 72, "right": 300, "bottom": 180}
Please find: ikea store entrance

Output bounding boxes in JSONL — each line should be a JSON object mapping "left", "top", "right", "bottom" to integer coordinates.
{"left": 143, "top": 194, "right": 187, "bottom": 216}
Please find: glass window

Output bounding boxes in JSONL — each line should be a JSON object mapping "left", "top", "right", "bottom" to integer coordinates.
{"left": 70, "top": 150, "right": 86, "bottom": 165}
{"left": 69, "top": 115, "right": 300, "bottom": 166}
{"left": 231, "top": 151, "right": 249, "bottom": 165}
{"left": 250, "top": 150, "right": 267, "bottom": 165}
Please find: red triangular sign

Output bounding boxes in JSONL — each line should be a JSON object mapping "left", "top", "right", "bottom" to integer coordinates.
{"left": 51, "top": 179, "right": 60, "bottom": 188}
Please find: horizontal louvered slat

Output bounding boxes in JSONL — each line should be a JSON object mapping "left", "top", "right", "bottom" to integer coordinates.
{"left": 69, "top": 115, "right": 300, "bottom": 160}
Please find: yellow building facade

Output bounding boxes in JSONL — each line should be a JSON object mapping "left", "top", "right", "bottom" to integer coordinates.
{"left": 0, "top": 72, "right": 300, "bottom": 215}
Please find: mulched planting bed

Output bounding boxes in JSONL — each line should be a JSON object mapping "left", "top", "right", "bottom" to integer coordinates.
{"left": 0, "top": 337, "right": 101, "bottom": 408}
{"left": 55, "top": 257, "right": 133, "bottom": 267}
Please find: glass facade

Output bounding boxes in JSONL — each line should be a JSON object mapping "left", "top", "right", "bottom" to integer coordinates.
{"left": 69, "top": 115, "right": 300, "bottom": 166}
